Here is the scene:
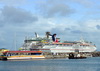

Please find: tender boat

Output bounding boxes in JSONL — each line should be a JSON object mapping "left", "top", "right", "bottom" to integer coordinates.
{"left": 68, "top": 53, "right": 86, "bottom": 59}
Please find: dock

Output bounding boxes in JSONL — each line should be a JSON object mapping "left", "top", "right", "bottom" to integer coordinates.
{"left": 1, "top": 51, "right": 100, "bottom": 60}
{"left": 43, "top": 51, "right": 100, "bottom": 59}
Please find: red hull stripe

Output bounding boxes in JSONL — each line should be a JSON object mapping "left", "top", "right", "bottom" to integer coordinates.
{"left": 3, "top": 51, "right": 42, "bottom": 53}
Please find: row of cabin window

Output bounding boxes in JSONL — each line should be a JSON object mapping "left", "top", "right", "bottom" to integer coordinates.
{"left": 44, "top": 44, "right": 72, "bottom": 46}
{"left": 44, "top": 44, "right": 89, "bottom": 46}
{"left": 6, "top": 53, "right": 41, "bottom": 56}
{"left": 80, "top": 45, "right": 89, "bottom": 47}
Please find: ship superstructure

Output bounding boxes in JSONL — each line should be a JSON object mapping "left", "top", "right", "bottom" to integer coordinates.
{"left": 20, "top": 32, "right": 97, "bottom": 53}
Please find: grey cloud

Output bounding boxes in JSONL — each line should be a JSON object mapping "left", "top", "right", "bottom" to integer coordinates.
{"left": 37, "top": 1, "right": 75, "bottom": 18}
{"left": 71, "top": 30, "right": 83, "bottom": 34}
{"left": 0, "top": 23, "right": 3, "bottom": 27}
{"left": 0, "top": 6, "right": 38, "bottom": 26}
{"left": 50, "top": 27, "right": 71, "bottom": 36}
{"left": 65, "top": 28, "right": 71, "bottom": 31}
{"left": 48, "top": 0, "right": 93, "bottom": 8}
{"left": 70, "top": 0, "right": 93, "bottom": 8}
{"left": 0, "top": 14, "right": 4, "bottom": 27}
{"left": 50, "top": 28, "right": 65, "bottom": 35}
{"left": 96, "top": 25, "right": 100, "bottom": 30}
{"left": 46, "top": 4, "right": 75, "bottom": 18}
{"left": 65, "top": 28, "right": 85, "bottom": 34}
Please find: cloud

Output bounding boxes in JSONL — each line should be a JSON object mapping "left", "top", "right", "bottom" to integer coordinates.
{"left": 36, "top": 0, "right": 75, "bottom": 18}
{"left": 82, "top": 19, "right": 100, "bottom": 32}
{"left": 70, "top": 0, "right": 94, "bottom": 7}
{"left": 0, "top": 21, "right": 4, "bottom": 27}
{"left": 46, "top": 4, "right": 75, "bottom": 18}
{"left": 48, "top": 18, "right": 100, "bottom": 36}
{"left": 50, "top": 28, "right": 64, "bottom": 35}
{"left": 65, "top": 28, "right": 71, "bottom": 31}
{"left": 47, "top": 0, "right": 93, "bottom": 7}
{"left": 0, "top": 6, "right": 38, "bottom": 26}
{"left": 96, "top": 25, "right": 100, "bottom": 30}
{"left": 71, "top": 30, "right": 84, "bottom": 34}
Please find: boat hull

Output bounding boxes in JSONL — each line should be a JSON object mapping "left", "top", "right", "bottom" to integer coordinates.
{"left": 7, "top": 55, "right": 45, "bottom": 60}
{"left": 39, "top": 47, "right": 96, "bottom": 53}
{"left": 68, "top": 57, "right": 86, "bottom": 59}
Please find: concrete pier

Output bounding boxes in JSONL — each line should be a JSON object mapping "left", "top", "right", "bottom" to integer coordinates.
{"left": 91, "top": 51, "right": 100, "bottom": 57}
{"left": 43, "top": 52, "right": 100, "bottom": 59}
{"left": 43, "top": 52, "right": 68, "bottom": 59}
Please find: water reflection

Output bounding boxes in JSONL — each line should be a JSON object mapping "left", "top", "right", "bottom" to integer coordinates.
{"left": 0, "top": 57, "right": 100, "bottom": 71}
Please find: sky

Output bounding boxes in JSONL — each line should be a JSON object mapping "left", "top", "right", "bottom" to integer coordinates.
{"left": 0, "top": 0, "right": 100, "bottom": 51}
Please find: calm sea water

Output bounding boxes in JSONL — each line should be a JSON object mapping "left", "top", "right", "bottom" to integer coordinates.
{"left": 0, "top": 57, "right": 100, "bottom": 71}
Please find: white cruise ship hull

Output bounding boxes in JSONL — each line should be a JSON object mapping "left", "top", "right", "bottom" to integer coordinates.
{"left": 39, "top": 46, "right": 96, "bottom": 53}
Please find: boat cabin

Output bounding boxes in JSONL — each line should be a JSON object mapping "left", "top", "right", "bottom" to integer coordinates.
{"left": 3, "top": 51, "right": 43, "bottom": 56}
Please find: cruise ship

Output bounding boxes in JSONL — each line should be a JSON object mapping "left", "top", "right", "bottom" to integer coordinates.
{"left": 20, "top": 32, "right": 97, "bottom": 53}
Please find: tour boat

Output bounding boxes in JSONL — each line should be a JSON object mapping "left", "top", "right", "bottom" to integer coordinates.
{"left": 3, "top": 51, "right": 45, "bottom": 60}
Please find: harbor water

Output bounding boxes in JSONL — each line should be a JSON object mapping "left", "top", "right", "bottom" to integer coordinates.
{"left": 0, "top": 57, "right": 100, "bottom": 71}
